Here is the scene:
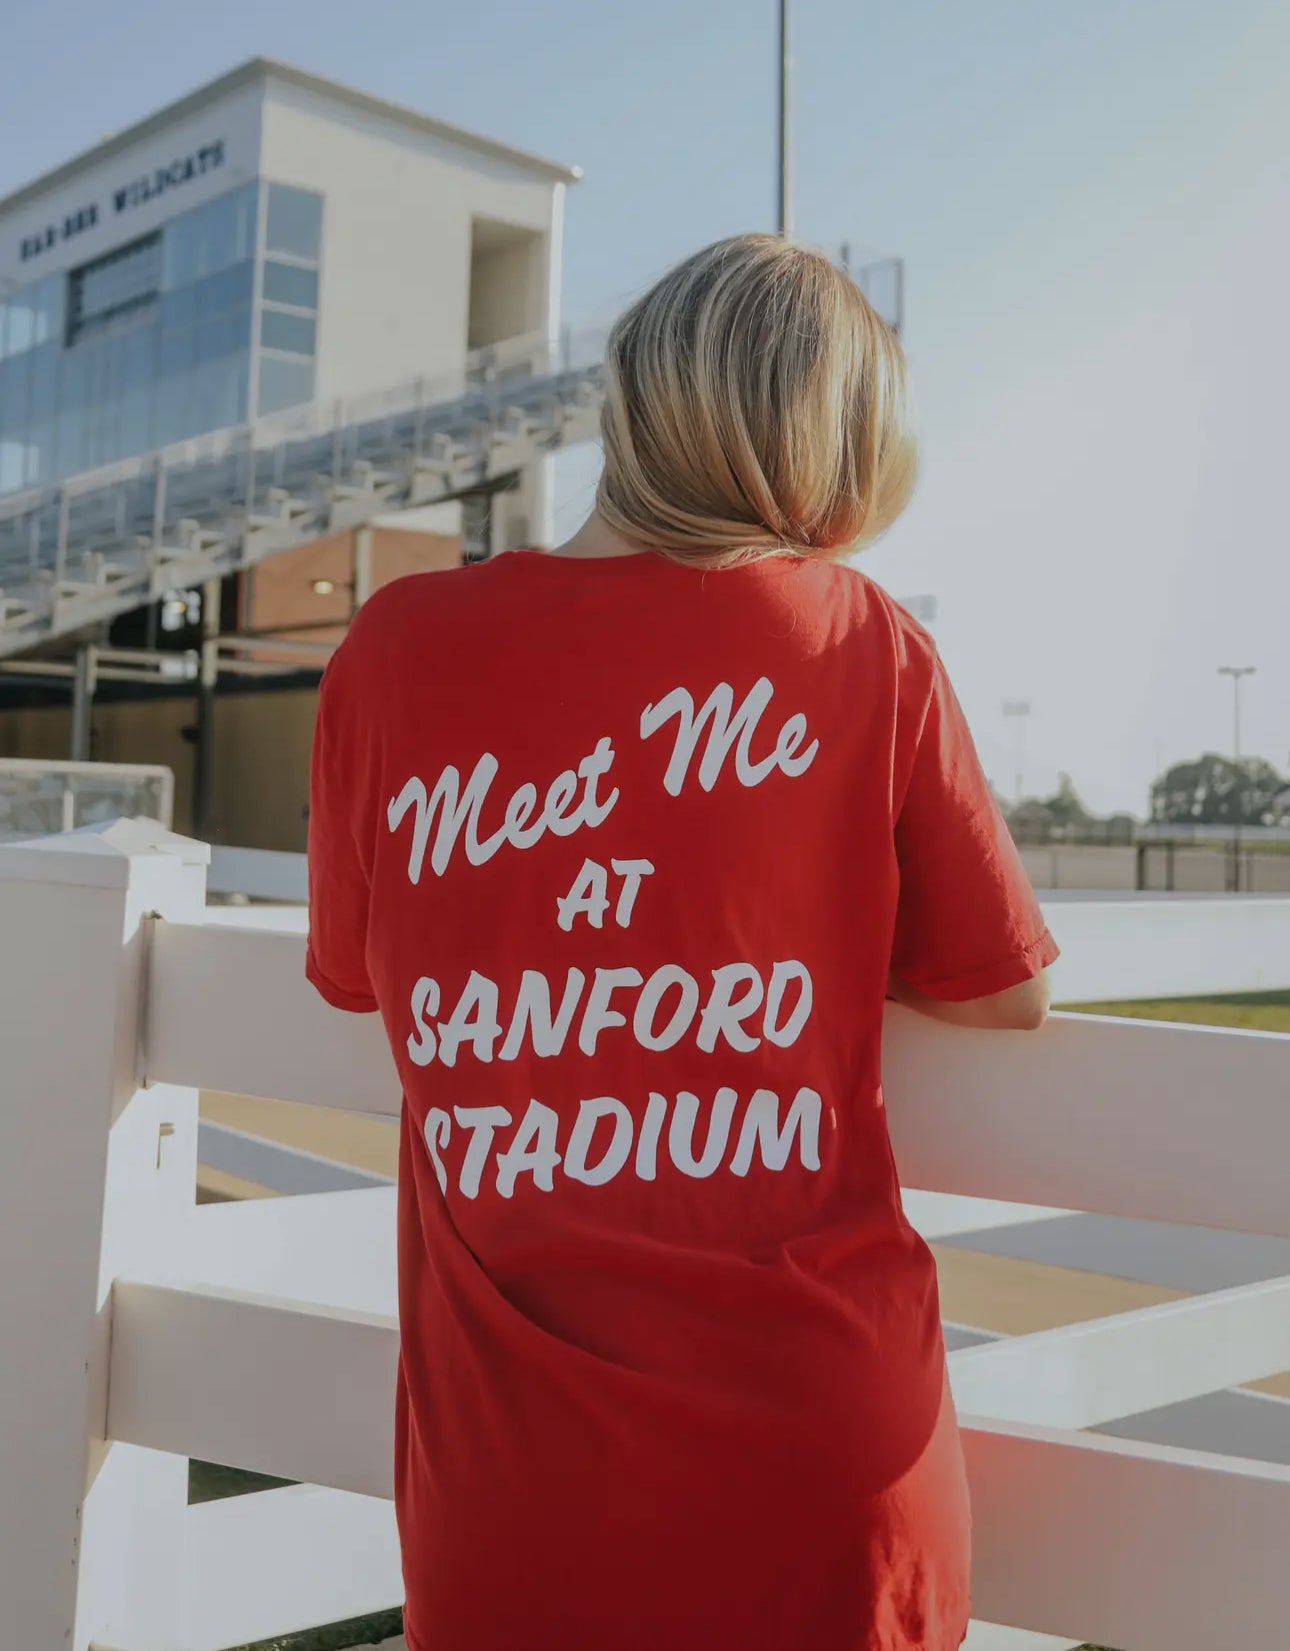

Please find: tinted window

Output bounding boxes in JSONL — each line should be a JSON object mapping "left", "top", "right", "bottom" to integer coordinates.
{"left": 260, "top": 309, "right": 316, "bottom": 356}
{"left": 257, "top": 353, "right": 315, "bottom": 415}
{"left": 262, "top": 261, "right": 319, "bottom": 309}
{"left": 266, "top": 185, "right": 323, "bottom": 260}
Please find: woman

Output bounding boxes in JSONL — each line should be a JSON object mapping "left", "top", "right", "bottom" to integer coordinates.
{"left": 307, "top": 233, "right": 1057, "bottom": 1651}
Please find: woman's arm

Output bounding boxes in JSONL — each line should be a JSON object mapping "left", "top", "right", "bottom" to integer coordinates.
{"left": 887, "top": 630, "right": 1059, "bottom": 1031}
{"left": 887, "top": 968, "right": 1051, "bottom": 1031}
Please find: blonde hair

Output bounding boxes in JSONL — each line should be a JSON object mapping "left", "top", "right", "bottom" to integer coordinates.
{"left": 595, "top": 234, "right": 916, "bottom": 568}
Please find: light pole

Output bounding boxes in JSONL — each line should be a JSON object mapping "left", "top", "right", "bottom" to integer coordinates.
{"left": 777, "top": 0, "right": 793, "bottom": 236}
{"left": 1002, "top": 700, "right": 1031, "bottom": 806}
{"left": 1218, "top": 665, "right": 1256, "bottom": 891}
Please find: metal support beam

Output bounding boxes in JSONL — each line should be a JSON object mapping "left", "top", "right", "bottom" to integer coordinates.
{"left": 69, "top": 645, "right": 96, "bottom": 762}
{"left": 353, "top": 526, "right": 374, "bottom": 611}
{"left": 460, "top": 493, "right": 492, "bottom": 564}
{"left": 776, "top": 0, "right": 793, "bottom": 236}
{"left": 54, "top": 485, "right": 70, "bottom": 597}
{"left": 217, "top": 635, "right": 335, "bottom": 659}
{"left": 192, "top": 577, "right": 221, "bottom": 841}
{"left": 489, "top": 490, "right": 509, "bottom": 559}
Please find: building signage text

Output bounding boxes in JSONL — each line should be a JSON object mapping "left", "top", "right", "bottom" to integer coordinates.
{"left": 18, "top": 140, "right": 226, "bottom": 265}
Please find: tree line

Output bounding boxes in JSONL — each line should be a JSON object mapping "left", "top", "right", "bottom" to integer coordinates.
{"left": 1002, "top": 754, "right": 1290, "bottom": 844}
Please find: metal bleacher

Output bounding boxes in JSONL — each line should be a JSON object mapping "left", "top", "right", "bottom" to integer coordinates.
{"left": 0, "top": 326, "right": 607, "bottom": 658}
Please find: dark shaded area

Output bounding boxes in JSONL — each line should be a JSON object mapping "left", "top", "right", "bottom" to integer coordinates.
{"left": 222, "top": 1608, "right": 404, "bottom": 1651}
{"left": 188, "top": 1462, "right": 401, "bottom": 1647}
{"left": 1150, "top": 988, "right": 1289, "bottom": 1008}
{"left": 937, "top": 1211, "right": 1290, "bottom": 1293}
{"left": 1098, "top": 1387, "right": 1290, "bottom": 1468}
{"left": 188, "top": 1458, "right": 293, "bottom": 1504}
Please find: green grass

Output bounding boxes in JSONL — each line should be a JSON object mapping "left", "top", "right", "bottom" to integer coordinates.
{"left": 189, "top": 1463, "right": 400, "bottom": 1648}
{"left": 189, "top": 1459, "right": 293, "bottom": 1504}
{"left": 220, "top": 1611, "right": 403, "bottom": 1651}
{"left": 1062, "top": 988, "right": 1290, "bottom": 1033}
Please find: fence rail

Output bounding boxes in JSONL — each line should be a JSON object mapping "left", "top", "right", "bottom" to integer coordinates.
{"left": 2, "top": 819, "right": 1289, "bottom": 1651}
{"left": 0, "top": 756, "right": 173, "bottom": 840}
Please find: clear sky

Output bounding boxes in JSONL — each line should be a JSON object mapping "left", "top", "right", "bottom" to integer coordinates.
{"left": 4, "top": 0, "right": 1287, "bottom": 810}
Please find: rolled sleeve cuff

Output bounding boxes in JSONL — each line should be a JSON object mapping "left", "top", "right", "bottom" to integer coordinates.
{"left": 306, "top": 944, "right": 379, "bottom": 1014}
{"left": 906, "top": 928, "right": 1059, "bottom": 1003}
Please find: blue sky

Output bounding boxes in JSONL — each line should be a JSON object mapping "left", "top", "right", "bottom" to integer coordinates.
{"left": 5, "top": 0, "right": 1288, "bottom": 809}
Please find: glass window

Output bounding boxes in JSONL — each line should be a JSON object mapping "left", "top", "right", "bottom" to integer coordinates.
{"left": 159, "top": 281, "right": 197, "bottom": 335}
{"left": 120, "top": 325, "right": 158, "bottom": 393}
{"left": 0, "top": 352, "right": 32, "bottom": 435}
{"left": 32, "top": 277, "right": 63, "bottom": 346}
{"left": 156, "top": 369, "right": 193, "bottom": 445}
{"left": 58, "top": 347, "right": 87, "bottom": 404}
{"left": 0, "top": 279, "right": 58, "bottom": 365}
{"left": 68, "top": 234, "right": 162, "bottom": 345}
{"left": 204, "top": 184, "right": 257, "bottom": 272}
{"left": 194, "top": 261, "right": 254, "bottom": 323}
{"left": 115, "top": 390, "right": 149, "bottom": 461}
{"left": 229, "top": 182, "right": 259, "bottom": 266}
{"left": 56, "top": 397, "right": 85, "bottom": 477}
{"left": 262, "top": 260, "right": 319, "bottom": 310}
{"left": 163, "top": 183, "right": 259, "bottom": 289}
{"left": 195, "top": 312, "right": 241, "bottom": 363}
{"left": 0, "top": 360, "right": 15, "bottom": 435}
{"left": 0, "top": 442, "right": 25, "bottom": 494}
{"left": 211, "top": 355, "right": 246, "bottom": 429}
{"left": 162, "top": 210, "right": 201, "bottom": 291}
{"left": 6, "top": 290, "right": 35, "bottom": 355}
{"left": 0, "top": 181, "right": 266, "bottom": 491}
{"left": 27, "top": 421, "right": 54, "bottom": 485}
{"left": 78, "top": 238, "right": 160, "bottom": 318}
{"left": 257, "top": 352, "right": 315, "bottom": 415}
{"left": 28, "top": 341, "right": 58, "bottom": 422}
{"left": 194, "top": 191, "right": 236, "bottom": 281}
{"left": 260, "top": 309, "right": 316, "bottom": 356}
{"left": 159, "top": 317, "right": 195, "bottom": 374}
{"left": 266, "top": 185, "right": 323, "bottom": 260}
{"left": 190, "top": 358, "right": 220, "bottom": 434}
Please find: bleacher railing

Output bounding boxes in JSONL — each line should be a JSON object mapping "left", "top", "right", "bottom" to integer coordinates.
{"left": 0, "top": 326, "right": 609, "bottom": 658}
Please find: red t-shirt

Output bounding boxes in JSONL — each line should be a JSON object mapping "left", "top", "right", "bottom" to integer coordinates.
{"left": 307, "top": 550, "right": 1057, "bottom": 1651}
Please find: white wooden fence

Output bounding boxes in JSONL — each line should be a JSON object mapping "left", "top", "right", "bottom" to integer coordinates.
{"left": 2, "top": 819, "right": 1289, "bottom": 1651}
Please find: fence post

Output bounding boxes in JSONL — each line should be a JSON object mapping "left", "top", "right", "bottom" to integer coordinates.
{"left": 0, "top": 819, "right": 208, "bottom": 1651}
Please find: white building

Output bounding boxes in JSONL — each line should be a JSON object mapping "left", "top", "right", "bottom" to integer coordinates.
{"left": 0, "top": 57, "right": 578, "bottom": 544}
{"left": 0, "top": 61, "right": 585, "bottom": 845}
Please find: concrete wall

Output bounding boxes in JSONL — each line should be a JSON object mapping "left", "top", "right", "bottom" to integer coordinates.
{"left": 468, "top": 225, "right": 545, "bottom": 348}
{"left": 207, "top": 688, "right": 317, "bottom": 848}
{"left": 243, "top": 524, "right": 460, "bottom": 644}
{"left": 260, "top": 76, "right": 560, "bottom": 403}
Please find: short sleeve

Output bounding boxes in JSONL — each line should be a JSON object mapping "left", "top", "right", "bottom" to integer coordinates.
{"left": 306, "top": 647, "right": 378, "bottom": 1013}
{"left": 891, "top": 652, "right": 1058, "bottom": 1001}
